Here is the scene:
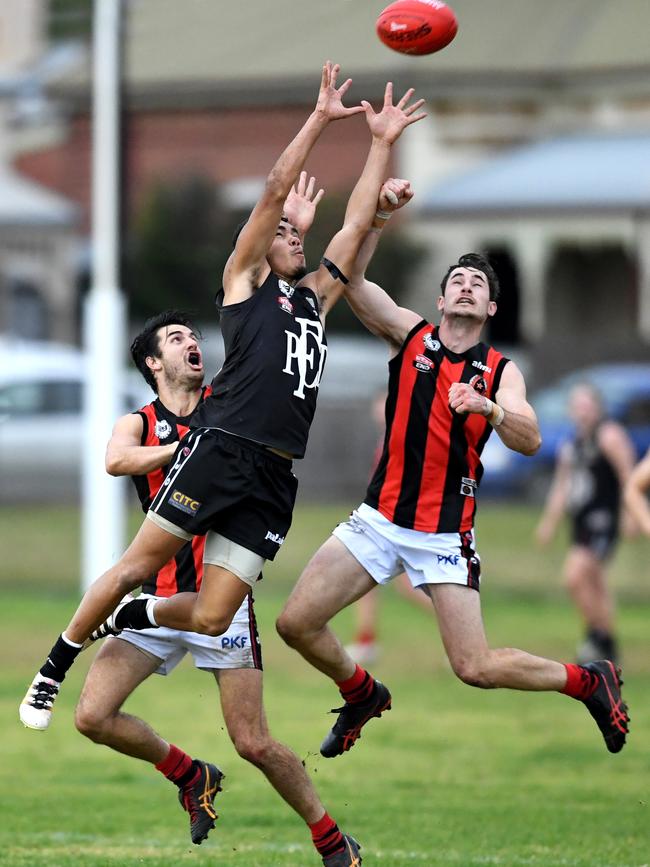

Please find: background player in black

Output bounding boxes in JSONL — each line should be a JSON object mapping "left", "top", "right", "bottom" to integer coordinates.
{"left": 535, "top": 383, "right": 636, "bottom": 663}
{"left": 49, "top": 310, "right": 365, "bottom": 862}
{"left": 277, "top": 187, "right": 629, "bottom": 760}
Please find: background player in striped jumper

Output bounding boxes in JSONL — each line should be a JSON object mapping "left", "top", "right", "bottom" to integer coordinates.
{"left": 535, "top": 383, "right": 636, "bottom": 664}
{"left": 71, "top": 308, "right": 367, "bottom": 863}
{"left": 277, "top": 190, "right": 629, "bottom": 760}
{"left": 21, "top": 64, "right": 425, "bottom": 867}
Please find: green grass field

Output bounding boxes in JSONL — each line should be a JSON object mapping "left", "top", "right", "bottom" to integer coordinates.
{"left": 1, "top": 502, "right": 649, "bottom": 867}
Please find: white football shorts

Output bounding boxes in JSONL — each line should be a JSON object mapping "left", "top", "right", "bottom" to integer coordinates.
{"left": 333, "top": 502, "right": 481, "bottom": 591}
{"left": 116, "top": 593, "right": 261, "bottom": 674}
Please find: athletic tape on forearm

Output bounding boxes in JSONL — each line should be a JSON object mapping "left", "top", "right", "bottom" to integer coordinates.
{"left": 484, "top": 397, "right": 505, "bottom": 426}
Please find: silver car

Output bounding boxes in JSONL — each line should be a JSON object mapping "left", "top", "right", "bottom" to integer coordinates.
{"left": 0, "top": 338, "right": 149, "bottom": 502}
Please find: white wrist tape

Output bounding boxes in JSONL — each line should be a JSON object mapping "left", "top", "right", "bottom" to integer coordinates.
{"left": 374, "top": 209, "right": 392, "bottom": 221}
{"left": 484, "top": 398, "right": 504, "bottom": 426}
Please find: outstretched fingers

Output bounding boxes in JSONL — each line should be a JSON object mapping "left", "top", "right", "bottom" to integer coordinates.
{"left": 404, "top": 97, "right": 426, "bottom": 117}
{"left": 396, "top": 87, "right": 415, "bottom": 110}
{"left": 383, "top": 81, "right": 394, "bottom": 106}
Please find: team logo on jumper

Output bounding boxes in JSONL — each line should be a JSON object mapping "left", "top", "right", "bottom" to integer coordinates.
{"left": 277, "top": 295, "right": 294, "bottom": 315}
{"left": 469, "top": 374, "right": 488, "bottom": 395}
{"left": 460, "top": 477, "right": 477, "bottom": 497}
{"left": 265, "top": 530, "right": 285, "bottom": 546}
{"left": 283, "top": 317, "right": 327, "bottom": 399}
{"left": 472, "top": 360, "right": 492, "bottom": 373}
{"left": 278, "top": 279, "right": 295, "bottom": 298}
{"left": 413, "top": 353, "right": 435, "bottom": 372}
{"left": 154, "top": 419, "right": 172, "bottom": 440}
{"left": 168, "top": 489, "right": 201, "bottom": 515}
{"left": 423, "top": 332, "right": 440, "bottom": 352}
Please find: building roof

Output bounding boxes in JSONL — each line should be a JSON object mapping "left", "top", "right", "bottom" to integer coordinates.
{"left": 421, "top": 132, "right": 650, "bottom": 216}
{"left": 0, "top": 168, "right": 77, "bottom": 225}
{"left": 56, "top": 0, "right": 650, "bottom": 105}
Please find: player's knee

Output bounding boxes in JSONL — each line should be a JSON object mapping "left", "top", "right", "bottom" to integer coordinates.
{"left": 275, "top": 609, "right": 303, "bottom": 646}
{"left": 191, "top": 611, "right": 232, "bottom": 637}
{"left": 232, "top": 733, "right": 273, "bottom": 767}
{"left": 563, "top": 567, "right": 582, "bottom": 594}
{"left": 74, "top": 704, "right": 111, "bottom": 743}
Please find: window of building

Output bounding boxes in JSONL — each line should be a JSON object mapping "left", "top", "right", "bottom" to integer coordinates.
{"left": 8, "top": 279, "right": 48, "bottom": 340}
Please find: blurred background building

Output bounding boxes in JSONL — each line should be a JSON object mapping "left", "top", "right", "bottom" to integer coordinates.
{"left": 2, "top": 0, "right": 650, "bottom": 501}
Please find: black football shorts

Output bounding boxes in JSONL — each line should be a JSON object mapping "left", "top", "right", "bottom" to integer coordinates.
{"left": 148, "top": 428, "right": 298, "bottom": 561}
{"left": 572, "top": 509, "right": 618, "bottom": 561}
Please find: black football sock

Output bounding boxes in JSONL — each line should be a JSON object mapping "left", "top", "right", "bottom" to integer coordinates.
{"left": 113, "top": 598, "right": 157, "bottom": 631}
{"left": 39, "top": 633, "right": 84, "bottom": 682}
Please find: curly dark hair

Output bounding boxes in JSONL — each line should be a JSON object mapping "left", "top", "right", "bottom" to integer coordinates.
{"left": 130, "top": 310, "right": 200, "bottom": 393}
{"left": 440, "top": 253, "right": 500, "bottom": 302}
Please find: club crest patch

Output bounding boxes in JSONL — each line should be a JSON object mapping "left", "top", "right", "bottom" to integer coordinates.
{"left": 155, "top": 419, "right": 172, "bottom": 440}
{"left": 423, "top": 332, "right": 440, "bottom": 352}
{"left": 469, "top": 374, "right": 488, "bottom": 395}
{"left": 278, "top": 279, "right": 295, "bottom": 298}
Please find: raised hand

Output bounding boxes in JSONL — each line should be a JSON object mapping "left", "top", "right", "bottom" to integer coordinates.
{"left": 378, "top": 178, "right": 414, "bottom": 213}
{"left": 362, "top": 83, "right": 426, "bottom": 144}
{"left": 284, "top": 171, "right": 325, "bottom": 237}
{"left": 314, "top": 61, "right": 365, "bottom": 122}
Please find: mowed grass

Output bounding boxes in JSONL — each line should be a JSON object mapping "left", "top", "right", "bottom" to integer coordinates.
{"left": 1, "top": 502, "right": 649, "bottom": 866}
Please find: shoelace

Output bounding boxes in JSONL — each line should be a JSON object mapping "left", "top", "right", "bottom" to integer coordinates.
{"left": 31, "top": 682, "right": 58, "bottom": 709}
{"left": 182, "top": 776, "right": 218, "bottom": 823}
{"left": 599, "top": 669, "right": 629, "bottom": 733}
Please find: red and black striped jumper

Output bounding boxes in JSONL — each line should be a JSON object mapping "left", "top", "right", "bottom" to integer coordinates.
{"left": 365, "top": 322, "right": 509, "bottom": 587}
{"left": 131, "top": 387, "right": 262, "bottom": 667}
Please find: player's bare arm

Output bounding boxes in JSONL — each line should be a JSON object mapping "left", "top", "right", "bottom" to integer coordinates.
{"left": 624, "top": 448, "right": 650, "bottom": 536}
{"left": 449, "top": 361, "right": 541, "bottom": 456}
{"left": 343, "top": 179, "right": 420, "bottom": 349}
{"left": 301, "top": 83, "right": 425, "bottom": 318}
{"left": 535, "top": 443, "right": 572, "bottom": 546}
{"left": 223, "top": 61, "right": 362, "bottom": 304}
{"left": 105, "top": 413, "right": 177, "bottom": 477}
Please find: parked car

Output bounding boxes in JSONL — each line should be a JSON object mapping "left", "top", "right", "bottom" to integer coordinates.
{"left": 0, "top": 338, "right": 149, "bottom": 502}
{"left": 480, "top": 364, "right": 650, "bottom": 499}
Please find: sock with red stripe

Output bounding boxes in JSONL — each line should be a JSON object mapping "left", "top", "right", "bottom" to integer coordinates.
{"left": 337, "top": 664, "right": 375, "bottom": 704}
{"left": 309, "top": 812, "right": 345, "bottom": 858}
{"left": 354, "top": 629, "right": 376, "bottom": 645}
{"left": 155, "top": 744, "right": 198, "bottom": 788}
{"left": 560, "top": 664, "right": 599, "bottom": 700}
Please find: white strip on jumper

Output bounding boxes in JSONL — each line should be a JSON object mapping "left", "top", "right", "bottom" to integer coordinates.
{"left": 149, "top": 430, "right": 203, "bottom": 514}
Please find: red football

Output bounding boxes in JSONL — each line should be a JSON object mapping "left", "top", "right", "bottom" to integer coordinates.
{"left": 376, "top": 0, "right": 458, "bottom": 56}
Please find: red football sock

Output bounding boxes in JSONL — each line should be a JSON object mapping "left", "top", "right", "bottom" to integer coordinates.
{"left": 560, "top": 664, "right": 599, "bottom": 700}
{"left": 356, "top": 630, "right": 376, "bottom": 645}
{"left": 155, "top": 743, "right": 196, "bottom": 787}
{"left": 309, "top": 812, "right": 344, "bottom": 857}
{"left": 336, "top": 664, "right": 375, "bottom": 703}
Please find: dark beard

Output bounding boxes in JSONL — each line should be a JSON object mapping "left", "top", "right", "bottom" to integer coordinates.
{"left": 290, "top": 263, "right": 308, "bottom": 282}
